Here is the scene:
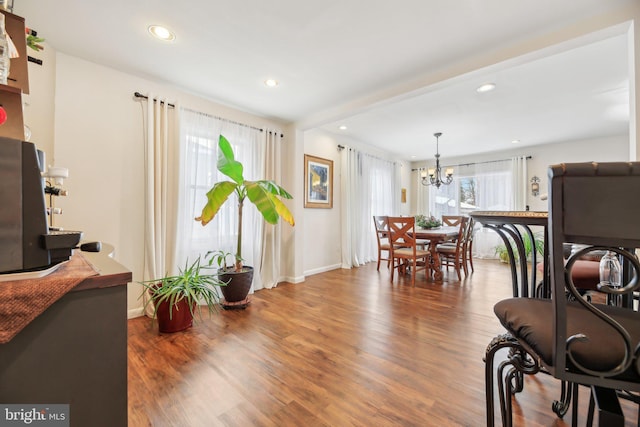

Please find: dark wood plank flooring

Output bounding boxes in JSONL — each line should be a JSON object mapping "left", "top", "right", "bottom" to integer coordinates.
{"left": 128, "top": 259, "right": 638, "bottom": 426}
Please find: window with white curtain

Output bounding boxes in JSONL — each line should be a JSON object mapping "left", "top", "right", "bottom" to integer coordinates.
{"left": 428, "top": 159, "right": 512, "bottom": 217}
{"left": 364, "top": 153, "right": 397, "bottom": 262}
{"left": 427, "top": 159, "right": 517, "bottom": 258}
{"left": 176, "top": 109, "right": 262, "bottom": 268}
{"left": 369, "top": 155, "right": 396, "bottom": 217}
{"left": 341, "top": 147, "right": 398, "bottom": 268}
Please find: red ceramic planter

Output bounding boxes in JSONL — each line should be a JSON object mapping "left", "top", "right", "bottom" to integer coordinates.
{"left": 155, "top": 297, "right": 195, "bottom": 333}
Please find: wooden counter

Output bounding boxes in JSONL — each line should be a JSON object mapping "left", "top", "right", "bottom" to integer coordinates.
{"left": 0, "top": 247, "right": 131, "bottom": 427}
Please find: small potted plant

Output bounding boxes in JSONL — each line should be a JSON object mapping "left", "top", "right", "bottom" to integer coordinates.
{"left": 196, "top": 135, "right": 295, "bottom": 308}
{"left": 416, "top": 214, "right": 442, "bottom": 229}
{"left": 493, "top": 231, "right": 545, "bottom": 264}
{"left": 140, "top": 256, "right": 225, "bottom": 333}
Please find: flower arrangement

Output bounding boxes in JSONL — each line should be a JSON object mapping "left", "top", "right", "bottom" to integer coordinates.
{"left": 415, "top": 214, "right": 442, "bottom": 229}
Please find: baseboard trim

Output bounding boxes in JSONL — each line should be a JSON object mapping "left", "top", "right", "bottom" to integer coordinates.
{"left": 280, "top": 275, "right": 306, "bottom": 284}
{"left": 304, "top": 263, "right": 341, "bottom": 277}
{"left": 128, "top": 307, "right": 145, "bottom": 319}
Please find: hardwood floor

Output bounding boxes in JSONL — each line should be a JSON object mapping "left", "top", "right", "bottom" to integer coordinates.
{"left": 128, "top": 259, "right": 638, "bottom": 426}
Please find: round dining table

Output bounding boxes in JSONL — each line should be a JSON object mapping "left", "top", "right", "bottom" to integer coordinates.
{"left": 411, "top": 226, "right": 461, "bottom": 281}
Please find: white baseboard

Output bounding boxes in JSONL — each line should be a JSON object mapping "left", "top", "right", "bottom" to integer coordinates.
{"left": 280, "top": 275, "right": 306, "bottom": 284}
{"left": 304, "top": 263, "right": 341, "bottom": 277}
{"left": 127, "top": 307, "right": 145, "bottom": 319}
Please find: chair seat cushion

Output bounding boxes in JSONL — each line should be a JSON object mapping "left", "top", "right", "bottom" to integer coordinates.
{"left": 437, "top": 242, "right": 456, "bottom": 249}
{"left": 394, "top": 248, "right": 430, "bottom": 257}
{"left": 494, "top": 298, "right": 640, "bottom": 380}
{"left": 569, "top": 260, "right": 600, "bottom": 291}
{"left": 381, "top": 243, "right": 404, "bottom": 250}
{"left": 536, "top": 260, "right": 600, "bottom": 292}
{"left": 436, "top": 244, "right": 457, "bottom": 254}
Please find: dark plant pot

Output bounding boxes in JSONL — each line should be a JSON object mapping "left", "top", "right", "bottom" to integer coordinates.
{"left": 218, "top": 266, "right": 253, "bottom": 303}
{"left": 154, "top": 296, "right": 195, "bottom": 333}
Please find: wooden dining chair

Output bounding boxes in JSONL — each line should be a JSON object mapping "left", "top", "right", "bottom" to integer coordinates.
{"left": 388, "top": 216, "right": 431, "bottom": 286}
{"left": 442, "top": 215, "right": 464, "bottom": 245}
{"left": 373, "top": 216, "right": 393, "bottom": 270}
{"left": 436, "top": 216, "right": 469, "bottom": 280}
{"left": 442, "top": 215, "right": 463, "bottom": 227}
{"left": 462, "top": 217, "right": 475, "bottom": 274}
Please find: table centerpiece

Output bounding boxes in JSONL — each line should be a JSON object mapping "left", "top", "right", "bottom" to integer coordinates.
{"left": 416, "top": 214, "right": 442, "bottom": 229}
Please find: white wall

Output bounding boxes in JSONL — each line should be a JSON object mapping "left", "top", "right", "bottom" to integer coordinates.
{"left": 29, "top": 52, "right": 287, "bottom": 317}
{"left": 302, "top": 129, "right": 407, "bottom": 275}
{"left": 526, "top": 135, "right": 629, "bottom": 210}
{"left": 22, "top": 41, "right": 56, "bottom": 158}
{"left": 302, "top": 130, "right": 343, "bottom": 275}
{"left": 52, "top": 54, "right": 147, "bottom": 317}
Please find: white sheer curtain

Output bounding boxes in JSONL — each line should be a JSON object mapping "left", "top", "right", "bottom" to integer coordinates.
{"left": 511, "top": 156, "right": 528, "bottom": 211}
{"left": 427, "top": 158, "right": 525, "bottom": 258}
{"left": 341, "top": 147, "right": 398, "bottom": 268}
{"left": 340, "top": 148, "right": 360, "bottom": 268}
{"left": 427, "top": 168, "right": 458, "bottom": 217}
{"left": 176, "top": 108, "right": 267, "bottom": 292}
{"left": 259, "top": 130, "right": 284, "bottom": 290}
{"left": 415, "top": 169, "right": 429, "bottom": 215}
{"left": 142, "top": 94, "right": 179, "bottom": 315}
{"left": 473, "top": 160, "right": 513, "bottom": 258}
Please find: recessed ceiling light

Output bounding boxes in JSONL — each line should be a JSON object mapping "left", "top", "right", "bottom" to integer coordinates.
{"left": 264, "top": 79, "right": 279, "bottom": 88}
{"left": 476, "top": 83, "right": 496, "bottom": 93}
{"left": 338, "top": 125, "right": 347, "bottom": 130}
{"left": 511, "top": 139, "right": 521, "bottom": 144}
{"left": 148, "top": 25, "right": 175, "bottom": 41}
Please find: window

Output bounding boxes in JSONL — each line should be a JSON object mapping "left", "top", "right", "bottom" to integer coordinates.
{"left": 176, "top": 110, "right": 262, "bottom": 267}
{"left": 427, "top": 159, "right": 515, "bottom": 259}
{"left": 429, "top": 160, "right": 512, "bottom": 218}
{"left": 341, "top": 148, "right": 398, "bottom": 267}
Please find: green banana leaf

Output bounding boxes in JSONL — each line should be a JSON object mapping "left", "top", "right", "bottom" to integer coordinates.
{"left": 196, "top": 134, "right": 295, "bottom": 269}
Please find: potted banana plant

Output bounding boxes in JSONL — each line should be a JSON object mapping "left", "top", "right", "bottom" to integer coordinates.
{"left": 196, "top": 135, "right": 295, "bottom": 308}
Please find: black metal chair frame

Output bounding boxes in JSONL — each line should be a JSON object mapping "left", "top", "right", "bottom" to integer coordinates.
{"left": 484, "top": 162, "right": 640, "bottom": 426}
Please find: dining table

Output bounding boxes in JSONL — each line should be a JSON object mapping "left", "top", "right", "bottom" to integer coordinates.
{"left": 411, "top": 226, "right": 461, "bottom": 281}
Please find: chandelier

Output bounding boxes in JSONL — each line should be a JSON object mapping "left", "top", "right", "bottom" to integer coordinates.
{"left": 421, "top": 132, "right": 453, "bottom": 188}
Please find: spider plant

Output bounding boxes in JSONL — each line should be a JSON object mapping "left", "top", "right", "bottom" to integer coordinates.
{"left": 140, "top": 256, "right": 225, "bottom": 321}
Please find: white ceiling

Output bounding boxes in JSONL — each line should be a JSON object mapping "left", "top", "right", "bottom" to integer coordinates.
{"left": 12, "top": 0, "right": 634, "bottom": 160}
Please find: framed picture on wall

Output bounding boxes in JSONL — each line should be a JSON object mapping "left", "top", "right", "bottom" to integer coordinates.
{"left": 304, "top": 154, "right": 333, "bottom": 208}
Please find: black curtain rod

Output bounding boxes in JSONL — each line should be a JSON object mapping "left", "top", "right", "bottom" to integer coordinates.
{"left": 134, "top": 92, "right": 175, "bottom": 108}
{"left": 183, "top": 107, "right": 261, "bottom": 132}
{"left": 134, "top": 92, "right": 284, "bottom": 138}
{"left": 411, "top": 155, "right": 531, "bottom": 172}
{"left": 336, "top": 144, "right": 397, "bottom": 165}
